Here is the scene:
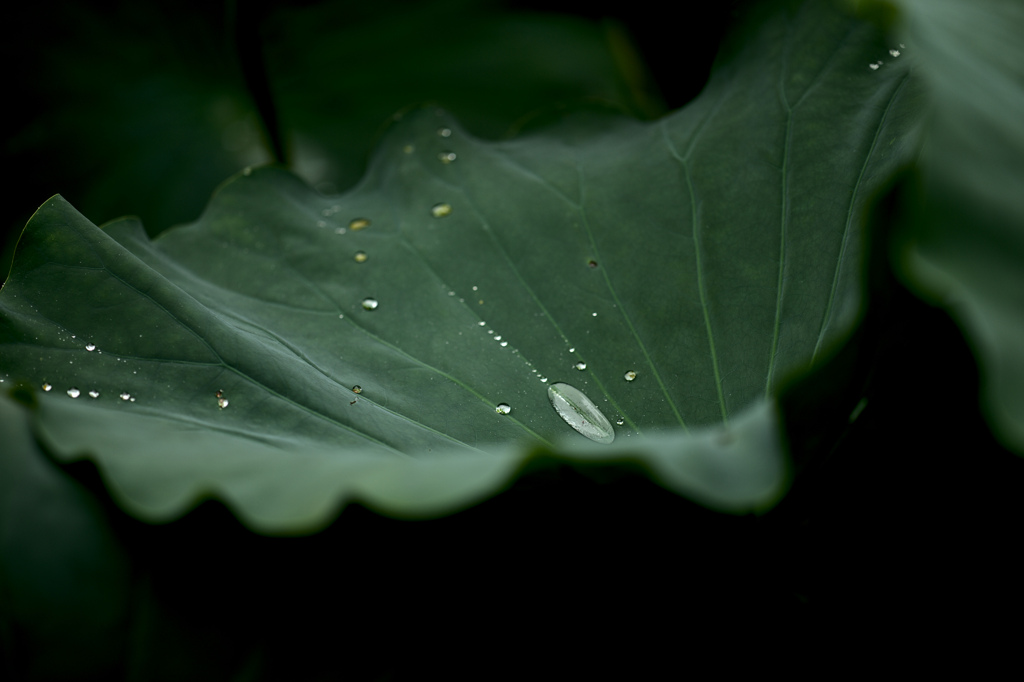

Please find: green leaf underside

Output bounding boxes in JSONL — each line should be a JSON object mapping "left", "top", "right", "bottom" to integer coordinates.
{"left": 0, "top": 2, "right": 918, "bottom": 531}
{"left": 886, "top": 0, "right": 1024, "bottom": 452}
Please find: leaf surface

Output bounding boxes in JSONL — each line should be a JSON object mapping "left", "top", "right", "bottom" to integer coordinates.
{"left": 0, "top": 1, "right": 919, "bottom": 532}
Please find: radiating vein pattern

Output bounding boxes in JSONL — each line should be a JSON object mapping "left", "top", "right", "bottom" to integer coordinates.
{"left": 0, "top": 0, "right": 920, "bottom": 464}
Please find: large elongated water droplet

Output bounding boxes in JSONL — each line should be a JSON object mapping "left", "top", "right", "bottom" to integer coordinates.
{"left": 547, "top": 382, "right": 615, "bottom": 444}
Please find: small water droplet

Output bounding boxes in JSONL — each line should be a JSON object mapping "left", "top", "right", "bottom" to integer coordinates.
{"left": 540, "top": 377, "right": 548, "bottom": 383}
{"left": 568, "top": 347, "right": 575, "bottom": 353}
{"left": 574, "top": 361, "right": 587, "bottom": 371}
{"left": 438, "top": 127, "right": 452, "bottom": 138}
{"left": 349, "top": 218, "right": 370, "bottom": 231}
{"left": 67, "top": 387, "right": 80, "bottom": 398}
{"left": 616, "top": 418, "right": 624, "bottom": 426}
{"left": 431, "top": 203, "right": 452, "bottom": 218}
{"left": 85, "top": 343, "right": 96, "bottom": 351}
{"left": 362, "top": 298, "right": 379, "bottom": 311}
{"left": 494, "top": 335, "right": 502, "bottom": 341}
{"left": 242, "top": 167, "right": 252, "bottom": 176}
{"left": 317, "top": 220, "right": 327, "bottom": 228}
{"left": 42, "top": 382, "right": 52, "bottom": 391}
{"left": 218, "top": 397, "right": 229, "bottom": 409}
{"left": 899, "top": 43, "right": 905, "bottom": 49}
{"left": 889, "top": 49, "right": 900, "bottom": 57}
{"left": 500, "top": 341, "right": 508, "bottom": 347}
{"left": 495, "top": 403, "right": 511, "bottom": 415}
{"left": 547, "top": 383, "right": 614, "bottom": 444}
{"left": 591, "top": 312, "right": 597, "bottom": 317}
{"left": 587, "top": 260, "right": 598, "bottom": 268}
{"left": 478, "top": 321, "right": 486, "bottom": 326}
{"left": 120, "top": 392, "right": 131, "bottom": 401}
{"left": 354, "top": 251, "right": 368, "bottom": 263}
{"left": 88, "top": 390, "right": 100, "bottom": 399}
{"left": 338, "top": 314, "right": 345, "bottom": 319}
{"left": 438, "top": 151, "right": 457, "bottom": 163}
{"left": 624, "top": 370, "right": 637, "bottom": 382}
{"left": 869, "top": 61, "right": 881, "bottom": 70}
{"left": 352, "top": 385, "right": 362, "bottom": 394}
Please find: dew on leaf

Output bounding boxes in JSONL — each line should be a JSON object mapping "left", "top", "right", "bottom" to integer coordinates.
{"left": 67, "top": 387, "right": 80, "bottom": 398}
{"left": 362, "top": 298, "right": 379, "bottom": 311}
{"left": 349, "top": 218, "right": 370, "bottom": 231}
{"left": 42, "top": 383, "right": 52, "bottom": 392}
{"left": 88, "top": 390, "right": 100, "bottom": 399}
{"left": 85, "top": 343, "right": 96, "bottom": 351}
{"left": 438, "top": 151, "right": 457, "bottom": 163}
{"left": 431, "top": 203, "right": 452, "bottom": 218}
{"left": 624, "top": 370, "right": 637, "bottom": 382}
{"left": 889, "top": 49, "right": 900, "bottom": 57}
{"left": 495, "top": 403, "right": 511, "bottom": 415}
{"left": 547, "top": 382, "right": 615, "bottom": 444}
{"left": 352, "top": 385, "right": 362, "bottom": 394}
{"left": 587, "top": 260, "right": 598, "bottom": 268}
{"left": 478, "top": 321, "right": 486, "bottom": 326}
{"left": 354, "top": 251, "right": 368, "bottom": 263}
{"left": 218, "top": 397, "right": 229, "bottom": 409}
{"left": 438, "top": 127, "right": 452, "bottom": 138}
{"left": 120, "top": 392, "right": 131, "bottom": 401}
{"left": 574, "top": 361, "right": 587, "bottom": 371}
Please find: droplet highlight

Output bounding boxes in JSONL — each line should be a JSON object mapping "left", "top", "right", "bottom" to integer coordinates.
{"left": 362, "top": 298, "right": 379, "bottom": 311}
{"left": 42, "top": 382, "right": 52, "bottom": 392}
{"left": 67, "top": 387, "right": 80, "bottom": 398}
{"left": 438, "top": 151, "right": 457, "bottom": 163}
{"left": 431, "top": 203, "right": 452, "bottom": 218}
{"left": 495, "top": 403, "right": 511, "bottom": 415}
{"left": 120, "top": 392, "right": 131, "bottom": 401}
{"left": 349, "top": 218, "right": 370, "bottom": 231}
{"left": 889, "top": 49, "right": 900, "bottom": 57}
{"left": 354, "top": 251, "right": 368, "bottom": 263}
{"left": 85, "top": 343, "right": 96, "bottom": 351}
{"left": 547, "top": 383, "right": 615, "bottom": 444}
{"left": 352, "top": 385, "right": 362, "bottom": 394}
{"left": 438, "top": 127, "right": 452, "bottom": 138}
{"left": 574, "top": 361, "right": 587, "bottom": 371}
{"left": 624, "top": 370, "right": 637, "bottom": 382}
{"left": 88, "top": 390, "right": 100, "bottom": 399}
{"left": 218, "top": 397, "right": 229, "bottom": 409}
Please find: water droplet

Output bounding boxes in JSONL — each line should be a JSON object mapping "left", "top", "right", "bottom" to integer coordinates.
{"left": 218, "top": 397, "right": 229, "bottom": 409}
{"left": 500, "top": 341, "right": 508, "bottom": 347}
{"left": 362, "top": 298, "right": 379, "bottom": 311}
{"left": 540, "top": 376, "right": 548, "bottom": 383}
{"left": 438, "top": 151, "right": 457, "bottom": 163}
{"left": 574, "top": 361, "right": 587, "bottom": 371}
{"left": 42, "top": 382, "right": 52, "bottom": 391}
{"left": 587, "top": 260, "right": 598, "bottom": 268}
{"left": 338, "top": 314, "right": 345, "bottom": 319}
{"left": 67, "top": 387, "right": 80, "bottom": 398}
{"left": 242, "top": 166, "right": 252, "bottom": 176}
{"left": 591, "top": 312, "right": 597, "bottom": 317}
{"left": 317, "top": 220, "right": 327, "bottom": 228}
{"left": 431, "top": 203, "right": 452, "bottom": 218}
{"left": 352, "top": 385, "right": 362, "bottom": 394}
{"left": 899, "top": 43, "right": 905, "bottom": 49}
{"left": 568, "top": 347, "right": 575, "bottom": 353}
{"left": 547, "top": 383, "right": 615, "bottom": 444}
{"left": 354, "top": 251, "right": 368, "bottom": 263}
{"left": 624, "top": 370, "right": 637, "bottom": 382}
{"left": 889, "top": 49, "right": 900, "bottom": 57}
{"left": 85, "top": 343, "right": 96, "bottom": 351}
{"left": 495, "top": 403, "right": 511, "bottom": 415}
{"left": 438, "top": 127, "right": 452, "bottom": 138}
{"left": 88, "top": 390, "right": 100, "bottom": 399}
{"left": 494, "top": 335, "right": 502, "bottom": 341}
{"left": 349, "top": 218, "right": 370, "bottom": 231}
{"left": 868, "top": 61, "right": 881, "bottom": 70}
{"left": 120, "top": 392, "right": 131, "bottom": 401}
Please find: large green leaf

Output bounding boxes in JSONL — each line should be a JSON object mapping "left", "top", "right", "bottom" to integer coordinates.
{"left": 881, "top": 0, "right": 1024, "bottom": 453}
{"left": 0, "top": 0, "right": 919, "bottom": 533}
